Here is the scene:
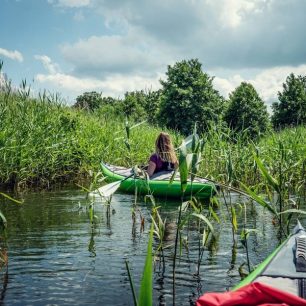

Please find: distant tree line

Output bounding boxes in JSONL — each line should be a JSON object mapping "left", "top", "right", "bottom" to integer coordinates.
{"left": 73, "top": 59, "right": 306, "bottom": 138}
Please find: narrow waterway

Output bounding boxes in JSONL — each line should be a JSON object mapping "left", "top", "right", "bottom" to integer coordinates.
{"left": 0, "top": 188, "right": 289, "bottom": 305}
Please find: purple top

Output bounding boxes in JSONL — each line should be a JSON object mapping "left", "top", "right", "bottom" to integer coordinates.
{"left": 149, "top": 153, "right": 175, "bottom": 174}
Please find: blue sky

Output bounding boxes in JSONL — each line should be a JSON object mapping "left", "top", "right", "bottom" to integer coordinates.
{"left": 1, "top": 0, "right": 306, "bottom": 106}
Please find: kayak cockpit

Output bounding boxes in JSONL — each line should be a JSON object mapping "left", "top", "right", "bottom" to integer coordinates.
{"left": 103, "top": 163, "right": 211, "bottom": 183}
{"left": 196, "top": 222, "right": 306, "bottom": 305}
{"left": 100, "top": 162, "right": 217, "bottom": 199}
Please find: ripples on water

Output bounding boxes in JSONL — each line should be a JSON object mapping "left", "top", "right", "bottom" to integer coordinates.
{"left": 0, "top": 189, "right": 283, "bottom": 305}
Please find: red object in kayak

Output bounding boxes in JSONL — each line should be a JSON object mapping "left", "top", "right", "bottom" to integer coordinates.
{"left": 196, "top": 282, "right": 306, "bottom": 306}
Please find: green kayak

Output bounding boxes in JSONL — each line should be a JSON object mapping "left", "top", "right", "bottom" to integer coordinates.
{"left": 197, "top": 221, "right": 306, "bottom": 305}
{"left": 234, "top": 220, "right": 306, "bottom": 298}
{"left": 100, "top": 162, "right": 217, "bottom": 199}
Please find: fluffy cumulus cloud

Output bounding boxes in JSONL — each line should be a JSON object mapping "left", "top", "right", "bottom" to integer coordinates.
{"left": 41, "top": 0, "right": 306, "bottom": 102}
{"left": 250, "top": 64, "right": 306, "bottom": 102}
{"left": 35, "top": 55, "right": 60, "bottom": 74}
{"left": 61, "top": 31, "right": 176, "bottom": 77}
{"left": 34, "top": 54, "right": 162, "bottom": 99}
{"left": 83, "top": 0, "right": 306, "bottom": 69}
{"left": 213, "top": 64, "right": 306, "bottom": 108}
{"left": 35, "top": 71, "right": 162, "bottom": 98}
{"left": 0, "top": 47, "right": 23, "bottom": 62}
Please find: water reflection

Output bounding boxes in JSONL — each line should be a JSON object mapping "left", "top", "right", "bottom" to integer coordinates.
{"left": 0, "top": 189, "right": 298, "bottom": 305}
{"left": 0, "top": 270, "right": 8, "bottom": 301}
{"left": 88, "top": 229, "right": 97, "bottom": 257}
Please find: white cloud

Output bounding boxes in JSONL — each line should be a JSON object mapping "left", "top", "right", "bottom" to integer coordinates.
{"left": 0, "top": 47, "right": 23, "bottom": 62}
{"left": 249, "top": 64, "right": 306, "bottom": 103}
{"left": 34, "top": 55, "right": 59, "bottom": 74}
{"left": 212, "top": 64, "right": 306, "bottom": 106}
{"left": 33, "top": 54, "right": 306, "bottom": 109}
{"left": 35, "top": 71, "right": 162, "bottom": 99}
{"left": 36, "top": 73, "right": 101, "bottom": 92}
{"left": 60, "top": 32, "right": 171, "bottom": 77}
{"left": 213, "top": 74, "right": 244, "bottom": 98}
{"left": 207, "top": 0, "right": 257, "bottom": 28}
{"left": 48, "top": 0, "right": 306, "bottom": 73}
{"left": 40, "top": 0, "right": 306, "bottom": 105}
{"left": 86, "top": 0, "right": 306, "bottom": 69}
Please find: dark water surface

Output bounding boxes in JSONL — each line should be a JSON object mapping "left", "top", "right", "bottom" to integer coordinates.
{"left": 0, "top": 189, "right": 282, "bottom": 305}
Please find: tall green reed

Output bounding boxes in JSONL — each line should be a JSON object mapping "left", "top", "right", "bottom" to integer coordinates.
{"left": 171, "top": 126, "right": 215, "bottom": 305}
{"left": 0, "top": 83, "right": 161, "bottom": 189}
{"left": 242, "top": 146, "right": 306, "bottom": 236}
{"left": 126, "top": 223, "right": 154, "bottom": 306}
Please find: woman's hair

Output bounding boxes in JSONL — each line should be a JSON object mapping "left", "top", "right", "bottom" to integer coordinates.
{"left": 155, "top": 132, "right": 178, "bottom": 164}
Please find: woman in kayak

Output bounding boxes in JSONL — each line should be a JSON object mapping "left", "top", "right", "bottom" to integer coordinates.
{"left": 147, "top": 132, "right": 178, "bottom": 177}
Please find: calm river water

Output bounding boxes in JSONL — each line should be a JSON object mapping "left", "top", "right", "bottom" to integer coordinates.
{"left": 0, "top": 188, "right": 287, "bottom": 305}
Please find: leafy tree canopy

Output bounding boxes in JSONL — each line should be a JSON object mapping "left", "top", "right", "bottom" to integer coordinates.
{"left": 74, "top": 91, "right": 103, "bottom": 112}
{"left": 271, "top": 73, "right": 306, "bottom": 128}
{"left": 141, "top": 89, "right": 162, "bottom": 124}
{"left": 224, "top": 82, "right": 270, "bottom": 138}
{"left": 120, "top": 90, "right": 147, "bottom": 119}
{"left": 158, "top": 59, "right": 224, "bottom": 135}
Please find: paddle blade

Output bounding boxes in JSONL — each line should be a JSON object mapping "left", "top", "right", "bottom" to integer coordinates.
{"left": 177, "top": 133, "right": 199, "bottom": 151}
{"left": 91, "top": 181, "right": 121, "bottom": 198}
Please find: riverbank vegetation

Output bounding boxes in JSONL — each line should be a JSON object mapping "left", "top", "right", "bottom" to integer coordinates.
{"left": 0, "top": 58, "right": 305, "bottom": 193}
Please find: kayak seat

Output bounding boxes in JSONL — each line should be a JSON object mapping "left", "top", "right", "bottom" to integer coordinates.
{"left": 255, "top": 276, "right": 299, "bottom": 297}
{"left": 150, "top": 170, "right": 176, "bottom": 180}
{"left": 107, "top": 164, "right": 133, "bottom": 177}
{"left": 255, "top": 275, "right": 306, "bottom": 300}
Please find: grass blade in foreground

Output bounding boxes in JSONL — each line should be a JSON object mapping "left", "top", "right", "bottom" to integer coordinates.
{"left": 192, "top": 213, "right": 214, "bottom": 234}
{"left": 0, "top": 192, "right": 23, "bottom": 204}
{"left": 125, "top": 224, "right": 153, "bottom": 306}
{"left": 0, "top": 210, "right": 7, "bottom": 228}
{"left": 253, "top": 155, "right": 280, "bottom": 193}
{"left": 278, "top": 209, "right": 306, "bottom": 216}
{"left": 125, "top": 260, "right": 138, "bottom": 306}
{"left": 241, "top": 182, "right": 277, "bottom": 215}
{"left": 138, "top": 223, "right": 153, "bottom": 306}
{"left": 0, "top": 192, "right": 23, "bottom": 228}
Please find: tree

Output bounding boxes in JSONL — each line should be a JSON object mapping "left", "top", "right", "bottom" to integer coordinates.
{"left": 74, "top": 91, "right": 103, "bottom": 112}
{"left": 119, "top": 91, "right": 147, "bottom": 119}
{"left": 271, "top": 73, "right": 306, "bottom": 128}
{"left": 158, "top": 59, "right": 224, "bottom": 135}
{"left": 224, "top": 82, "right": 270, "bottom": 138}
{"left": 142, "top": 89, "right": 162, "bottom": 124}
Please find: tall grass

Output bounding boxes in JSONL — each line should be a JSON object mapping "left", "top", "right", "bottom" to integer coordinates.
{"left": 199, "top": 124, "right": 305, "bottom": 197}
{"left": 0, "top": 87, "right": 162, "bottom": 188}
{"left": 0, "top": 78, "right": 305, "bottom": 196}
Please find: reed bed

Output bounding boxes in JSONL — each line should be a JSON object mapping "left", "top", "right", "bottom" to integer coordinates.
{"left": 200, "top": 125, "right": 305, "bottom": 196}
{"left": 0, "top": 87, "right": 305, "bottom": 195}
{"left": 0, "top": 90, "right": 160, "bottom": 188}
